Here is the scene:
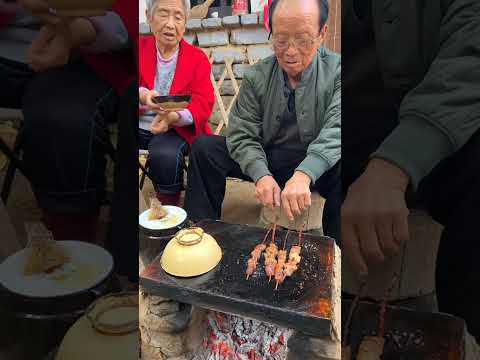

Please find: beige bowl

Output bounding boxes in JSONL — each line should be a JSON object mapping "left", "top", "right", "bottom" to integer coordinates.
{"left": 161, "top": 227, "right": 222, "bottom": 277}
{"left": 47, "top": 0, "right": 116, "bottom": 16}
{"left": 56, "top": 292, "right": 138, "bottom": 360}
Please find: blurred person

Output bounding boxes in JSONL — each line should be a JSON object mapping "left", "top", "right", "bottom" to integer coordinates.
{"left": 0, "top": 0, "right": 136, "bottom": 242}
{"left": 341, "top": 0, "right": 480, "bottom": 342}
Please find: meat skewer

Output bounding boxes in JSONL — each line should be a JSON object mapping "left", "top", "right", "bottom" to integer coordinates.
{"left": 341, "top": 281, "right": 367, "bottom": 360}
{"left": 274, "top": 230, "right": 290, "bottom": 290}
{"left": 245, "top": 225, "right": 272, "bottom": 280}
{"left": 357, "top": 274, "right": 398, "bottom": 360}
{"left": 264, "top": 221, "right": 278, "bottom": 282}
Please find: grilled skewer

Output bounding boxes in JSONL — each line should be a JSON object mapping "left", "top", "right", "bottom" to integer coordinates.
{"left": 245, "top": 227, "right": 272, "bottom": 280}
{"left": 264, "top": 221, "right": 278, "bottom": 282}
{"left": 274, "top": 230, "right": 291, "bottom": 289}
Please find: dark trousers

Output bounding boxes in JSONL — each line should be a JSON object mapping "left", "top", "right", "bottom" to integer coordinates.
{"left": 184, "top": 135, "right": 342, "bottom": 241}
{"left": 0, "top": 57, "right": 118, "bottom": 213}
{"left": 139, "top": 128, "right": 189, "bottom": 195}
{"left": 416, "top": 129, "right": 480, "bottom": 342}
{"left": 106, "top": 81, "right": 139, "bottom": 281}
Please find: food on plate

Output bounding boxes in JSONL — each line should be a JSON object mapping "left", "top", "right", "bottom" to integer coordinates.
{"left": 24, "top": 232, "right": 69, "bottom": 275}
{"left": 148, "top": 197, "right": 167, "bottom": 220}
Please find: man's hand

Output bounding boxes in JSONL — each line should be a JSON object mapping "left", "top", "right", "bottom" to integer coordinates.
{"left": 281, "top": 171, "right": 312, "bottom": 221}
{"left": 255, "top": 175, "right": 281, "bottom": 209}
{"left": 150, "top": 114, "right": 170, "bottom": 134}
{"left": 27, "top": 23, "right": 72, "bottom": 72}
{"left": 341, "top": 158, "right": 410, "bottom": 277}
{"left": 19, "top": 0, "right": 60, "bottom": 24}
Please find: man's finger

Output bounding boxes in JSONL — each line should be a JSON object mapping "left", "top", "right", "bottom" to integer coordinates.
{"left": 281, "top": 193, "right": 294, "bottom": 221}
{"left": 358, "top": 222, "right": 385, "bottom": 265}
{"left": 393, "top": 212, "right": 409, "bottom": 246}
{"left": 273, "top": 186, "right": 281, "bottom": 208}
{"left": 304, "top": 192, "right": 312, "bottom": 208}
{"left": 289, "top": 195, "right": 301, "bottom": 217}
{"left": 297, "top": 194, "right": 306, "bottom": 212}
{"left": 342, "top": 220, "right": 368, "bottom": 277}
{"left": 376, "top": 219, "right": 399, "bottom": 257}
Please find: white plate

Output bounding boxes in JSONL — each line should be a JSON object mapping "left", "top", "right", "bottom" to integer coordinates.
{"left": 0, "top": 241, "right": 113, "bottom": 298}
{"left": 139, "top": 206, "right": 187, "bottom": 230}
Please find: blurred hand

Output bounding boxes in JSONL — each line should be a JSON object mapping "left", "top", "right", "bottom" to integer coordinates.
{"left": 140, "top": 89, "right": 166, "bottom": 114}
{"left": 19, "top": 0, "right": 60, "bottom": 24}
{"left": 255, "top": 175, "right": 281, "bottom": 210}
{"left": 27, "top": 23, "right": 72, "bottom": 72}
{"left": 341, "top": 158, "right": 410, "bottom": 277}
{"left": 281, "top": 171, "right": 312, "bottom": 221}
{"left": 150, "top": 114, "right": 169, "bottom": 134}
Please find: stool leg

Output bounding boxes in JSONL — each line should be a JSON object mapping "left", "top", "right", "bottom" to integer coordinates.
{"left": 1, "top": 131, "right": 24, "bottom": 204}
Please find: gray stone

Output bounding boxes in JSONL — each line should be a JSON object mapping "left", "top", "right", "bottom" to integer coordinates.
{"left": 233, "top": 64, "right": 250, "bottom": 78}
{"left": 211, "top": 46, "right": 246, "bottom": 64}
{"left": 139, "top": 22, "right": 151, "bottom": 35}
{"left": 186, "top": 18, "right": 202, "bottom": 31}
{"left": 201, "top": 17, "right": 223, "bottom": 29}
{"left": 231, "top": 28, "right": 270, "bottom": 45}
{"left": 222, "top": 15, "right": 240, "bottom": 27}
{"left": 183, "top": 33, "right": 197, "bottom": 45}
{"left": 247, "top": 45, "right": 274, "bottom": 62}
{"left": 212, "top": 64, "right": 226, "bottom": 80}
{"left": 197, "top": 31, "right": 230, "bottom": 47}
{"left": 220, "top": 80, "right": 242, "bottom": 96}
{"left": 240, "top": 14, "right": 258, "bottom": 26}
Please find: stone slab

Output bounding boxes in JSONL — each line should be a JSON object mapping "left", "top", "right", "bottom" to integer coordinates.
{"left": 141, "top": 220, "right": 336, "bottom": 338}
{"left": 210, "top": 46, "right": 246, "bottom": 64}
{"left": 197, "top": 31, "right": 230, "bottom": 47}
{"left": 202, "top": 17, "right": 223, "bottom": 29}
{"left": 231, "top": 28, "right": 270, "bottom": 45}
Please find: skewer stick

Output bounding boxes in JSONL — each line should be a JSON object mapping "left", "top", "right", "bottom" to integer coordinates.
{"left": 342, "top": 281, "right": 367, "bottom": 347}
{"left": 378, "top": 273, "right": 398, "bottom": 337}
{"left": 283, "top": 229, "right": 291, "bottom": 250}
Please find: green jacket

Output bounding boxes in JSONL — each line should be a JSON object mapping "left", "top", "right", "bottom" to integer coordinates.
{"left": 370, "top": 0, "right": 480, "bottom": 188}
{"left": 226, "top": 46, "right": 341, "bottom": 184}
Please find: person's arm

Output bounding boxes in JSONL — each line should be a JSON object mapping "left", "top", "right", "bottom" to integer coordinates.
{"left": 82, "top": 11, "right": 130, "bottom": 53}
{"left": 372, "top": 0, "right": 480, "bottom": 189}
{"left": 296, "top": 60, "right": 341, "bottom": 183}
{"left": 226, "top": 69, "right": 271, "bottom": 183}
{"left": 180, "top": 51, "right": 215, "bottom": 135}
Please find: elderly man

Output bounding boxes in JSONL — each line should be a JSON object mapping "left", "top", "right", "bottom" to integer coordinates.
{"left": 185, "top": 0, "right": 341, "bottom": 240}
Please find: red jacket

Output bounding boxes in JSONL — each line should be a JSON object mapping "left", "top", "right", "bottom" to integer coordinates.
{"left": 139, "top": 36, "right": 214, "bottom": 145}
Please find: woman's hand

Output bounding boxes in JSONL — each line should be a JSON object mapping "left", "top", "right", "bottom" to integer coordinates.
{"left": 150, "top": 114, "right": 170, "bottom": 134}
{"left": 140, "top": 89, "right": 166, "bottom": 113}
{"left": 27, "top": 23, "right": 72, "bottom": 72}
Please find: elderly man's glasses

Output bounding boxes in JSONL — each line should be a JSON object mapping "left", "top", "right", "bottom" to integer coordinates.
{"left": 272, "top": 34, "right": 321, "bottom": 51}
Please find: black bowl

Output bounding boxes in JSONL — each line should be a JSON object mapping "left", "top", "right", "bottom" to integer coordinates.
{"left": 153, "top": 95, "right": 191, "bottom": 104}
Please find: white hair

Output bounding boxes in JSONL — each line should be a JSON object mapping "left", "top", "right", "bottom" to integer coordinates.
{"left": 146, "top": 0, "right": 190, "bottom": 20}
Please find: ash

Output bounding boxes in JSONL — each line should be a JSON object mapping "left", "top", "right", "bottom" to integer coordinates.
{"left": 193, "top": 311, "right": 294, "bottom": 360}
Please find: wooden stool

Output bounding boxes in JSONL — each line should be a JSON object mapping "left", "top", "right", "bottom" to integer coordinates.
{"left": 342, "top": 209, "right": 442, "bottom": 304}
{"left": 259, "top": 193, "right": 325, "bottom": 232}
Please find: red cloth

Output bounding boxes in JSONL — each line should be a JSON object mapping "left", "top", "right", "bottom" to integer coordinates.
{"left": 139, "top": 35, "right": 215, "bottom": 145}
{"left": 263, "top": 0, "right": 273, "bottom": 32}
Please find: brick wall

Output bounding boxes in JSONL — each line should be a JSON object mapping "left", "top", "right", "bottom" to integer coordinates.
{"left": 325, "top": 0, "right": 341, "bottom": 53}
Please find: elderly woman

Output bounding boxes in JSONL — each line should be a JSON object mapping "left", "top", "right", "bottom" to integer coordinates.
{"left": 139, "top": 0, "right": 215, "bottom": 206}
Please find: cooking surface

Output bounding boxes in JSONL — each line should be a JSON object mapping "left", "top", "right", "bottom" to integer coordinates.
{"left": 140, "top": 220, "right": 336, "bottom": 337}
{"left": 342, "top": 300, "right": 465, "bottom": 359}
